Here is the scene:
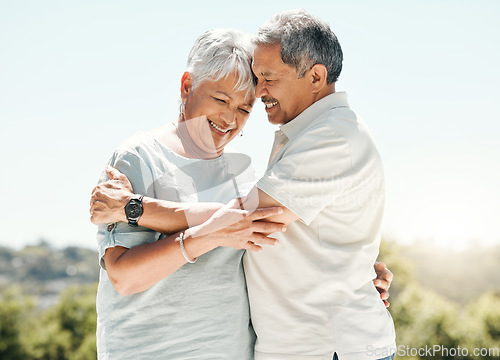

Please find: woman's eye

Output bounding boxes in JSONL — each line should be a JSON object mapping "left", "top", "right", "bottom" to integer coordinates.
{"left": 239, "top": 108, "right": 250, "bottom": 114}
{"left": 213, "top": 97, "right": 227, "bottom": 104}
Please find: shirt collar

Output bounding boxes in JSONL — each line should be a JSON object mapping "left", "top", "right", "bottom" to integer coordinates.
{"left": 279, "top": 92, "right": 350, "bottom": 141}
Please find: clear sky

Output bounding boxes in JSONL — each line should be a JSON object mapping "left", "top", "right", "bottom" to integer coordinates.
{"left": 1, "top": 0, "right": 499, "bottom": 250}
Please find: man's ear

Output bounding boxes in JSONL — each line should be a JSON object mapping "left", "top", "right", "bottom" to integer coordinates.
{"left": 309, "top": 64, "right": 328, "bottom": 94}
{"left": 180, "top": 72, "right": 193, "bottom": 102}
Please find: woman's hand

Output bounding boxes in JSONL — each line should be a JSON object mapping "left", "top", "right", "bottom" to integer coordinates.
{"left": 374, "top": 262, "right": 393, "bottom": 308}
{"left": 90, "top": 166, "right": 133, "bottom": 224}
{"left": 187, "top": 198, "right": 287, "bottom": 252}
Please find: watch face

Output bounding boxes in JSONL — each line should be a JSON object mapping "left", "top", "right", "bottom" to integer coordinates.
{"left": 126, "top": 200, "right": 143, "bottom": 218}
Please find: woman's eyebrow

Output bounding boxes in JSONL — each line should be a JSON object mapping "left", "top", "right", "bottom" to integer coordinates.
{"left": 215, "top": 91, "right": 232, "bottom": 99}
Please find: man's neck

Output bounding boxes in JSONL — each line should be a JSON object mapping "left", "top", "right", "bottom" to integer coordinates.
{"left": 311, "top": 83, "right": 336, "bottom": 104}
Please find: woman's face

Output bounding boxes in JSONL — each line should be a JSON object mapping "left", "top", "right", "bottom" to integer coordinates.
{"left": 180, "top": 71, "right": 255, "bottom": 157}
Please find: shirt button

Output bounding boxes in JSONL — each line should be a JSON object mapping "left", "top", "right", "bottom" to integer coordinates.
{"left": 107, "top": 224, "right": 115, "bottom": 232}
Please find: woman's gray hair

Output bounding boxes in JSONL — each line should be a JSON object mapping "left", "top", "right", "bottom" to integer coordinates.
{"left": 253, "top": 9, "right": 343, "bottom": 84}
{"left": 186, "top": 29, "right": 255, "bottom": 96}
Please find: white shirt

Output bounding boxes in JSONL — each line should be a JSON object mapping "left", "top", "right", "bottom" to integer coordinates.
{"left": 244, "top": 92, "right": 396, "bottom": 360}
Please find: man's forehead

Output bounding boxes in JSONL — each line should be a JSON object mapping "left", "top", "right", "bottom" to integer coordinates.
{"left": 252, "top": 45, "right": 292, "bottom": 76}
{"left": 251, "top": 57, "right": 280, "bottom": 75}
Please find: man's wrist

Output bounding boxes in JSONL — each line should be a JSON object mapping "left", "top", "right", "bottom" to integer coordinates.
{"left": 124, "top": 194, "right": 144, "bottom": 226}
{"left": 119, "top": 194, "right": 133, "bottom": 222}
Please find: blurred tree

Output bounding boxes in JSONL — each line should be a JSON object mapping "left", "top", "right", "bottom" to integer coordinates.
{"left": 22, "top": 283, "right": 98, "bottom": 360}
{"left": 380, "top": 240, "right": 500, "bottom": 360}
{"left": 0, "top": 286, "right": 33, "bottom": 360}
{"left": 464, "top": 291, "right": 500, "bottom": 358}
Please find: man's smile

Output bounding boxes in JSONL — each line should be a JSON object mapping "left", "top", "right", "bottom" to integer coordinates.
{"left": 262, "top": 97, "right": 279, "bottom": 110}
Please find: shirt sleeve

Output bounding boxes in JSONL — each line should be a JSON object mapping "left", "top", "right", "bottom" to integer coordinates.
{"left": 96, "top": 148, "right": 159, "bottom": 269}
{"left": 256, "top": 126, "right": 355, "bottom": 225}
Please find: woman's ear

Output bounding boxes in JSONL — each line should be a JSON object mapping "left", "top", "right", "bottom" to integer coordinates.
{"left": 309, "top": 64, "right": 328, "bottom": 94}
{"left": 180, "top": 72, "right": 193, "bottom": 102}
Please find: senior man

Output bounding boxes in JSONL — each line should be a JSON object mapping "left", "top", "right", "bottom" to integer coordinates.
{"left": 90, "top": 9, "right": 395, "bottom": 360}
{"left": 242, "top": 9, "right": 396, "bottom": 360}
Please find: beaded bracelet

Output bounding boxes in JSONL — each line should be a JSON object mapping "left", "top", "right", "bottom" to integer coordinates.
{"left": 179, "top": 232, "right": 197, "bottom": 264}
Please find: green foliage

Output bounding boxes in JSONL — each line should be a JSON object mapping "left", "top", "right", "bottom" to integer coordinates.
{"left": 1, "top": 242, "right": 500, "bottom": 359}
{"left": 26, "top": 284, "right": 98, "bottom": 360}
{"left": 466, "top": 292, "right": 500, "bottom": 352}
{"left": 0, "top": 284, "right": 97, "bottom": 360}
{"left": 379, "top": 240, "right": 500, "bottom": 360}
{"left": 0, "top": 286, "right": 34, "bottom": 359}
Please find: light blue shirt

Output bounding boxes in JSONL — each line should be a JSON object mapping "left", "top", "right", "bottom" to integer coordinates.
{"left": 96, "top": 129, "right": 257, "bottom": 359}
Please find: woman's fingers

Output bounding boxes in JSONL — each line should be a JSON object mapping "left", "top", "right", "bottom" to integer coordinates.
{"left": 246, "top": 243, "right": 263, "bottom": 252}
{"left": 250, "top": 220, "right": 286, "bottom": 235}
{"left": 250, "top": 234, "right": 279, "bottom": 246}
{"left": 248, "top": 206, "right": 283, "bottom": 221}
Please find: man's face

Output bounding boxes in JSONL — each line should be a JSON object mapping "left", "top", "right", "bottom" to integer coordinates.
{"left": 252, "top": 44, "right": 313, "bottom": 125}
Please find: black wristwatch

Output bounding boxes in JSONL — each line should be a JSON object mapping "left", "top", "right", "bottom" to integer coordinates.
{"left": 124, "top": 195, "right": 144, "bottom": 227}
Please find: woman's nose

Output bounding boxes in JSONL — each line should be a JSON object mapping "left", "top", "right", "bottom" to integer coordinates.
{"left": 220, "top": 110, "right": 237, "bottom": 125}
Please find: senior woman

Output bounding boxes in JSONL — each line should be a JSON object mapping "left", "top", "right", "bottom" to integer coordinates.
{"left": 92, "top": 29, "right": 285, "bottom": 359}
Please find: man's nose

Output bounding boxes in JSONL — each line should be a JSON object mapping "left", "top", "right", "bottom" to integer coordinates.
{"left": 255, "top": 81, "right": 268, "bottom": 98}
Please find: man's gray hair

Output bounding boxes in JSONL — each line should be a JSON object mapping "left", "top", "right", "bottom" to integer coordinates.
{"left": 254, "top": 9, "right": 343, "bottom": 84}
{"left": 186, "top": 29, "right": 255, "bottom": 96}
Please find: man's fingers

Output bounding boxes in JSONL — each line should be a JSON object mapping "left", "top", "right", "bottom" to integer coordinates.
{"left": 105, "top": 166, "right": 124, "bottom": 180}
{"left": 249, "top": 206, "right": 283, "bottom": 221}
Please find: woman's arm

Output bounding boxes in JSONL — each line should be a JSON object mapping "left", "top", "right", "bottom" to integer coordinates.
{"left": 103, "top": 200, "right": 285, "bottom": 296}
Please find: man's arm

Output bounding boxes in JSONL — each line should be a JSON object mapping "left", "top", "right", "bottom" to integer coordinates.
{"left": 244, "top": 185, "right": 393, "bottom": 308}
{"left": 91, "top": 167, "right": 392, "bottom": 305}
{"left": 91, "top": 166, "right": 223, "bottom": 234}
{"left": 102, "top": 199, "right": 285, "bottom": 296}
{"left": 242, "top": 186, "right": 299, "bottom": 225}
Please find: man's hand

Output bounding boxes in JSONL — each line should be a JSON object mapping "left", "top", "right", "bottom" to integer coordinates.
{"left": 90, "top": 166, "right": 134, "bottom": 224}
{"left": 374, "top": 262, "right": 393, "bottom": 308}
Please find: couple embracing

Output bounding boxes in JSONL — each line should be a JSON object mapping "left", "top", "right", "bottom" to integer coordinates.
{"left": 90, "top": 9, "right": 396, "bottom": 360}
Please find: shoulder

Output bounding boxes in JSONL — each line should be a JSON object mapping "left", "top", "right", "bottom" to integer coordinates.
{"left": 114, "top": 131, "right": 158, "bottom": 158}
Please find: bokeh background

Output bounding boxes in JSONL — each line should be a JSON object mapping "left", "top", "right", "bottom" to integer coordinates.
{"left": 1, "top": 1, "right": 499, "bottom": 359}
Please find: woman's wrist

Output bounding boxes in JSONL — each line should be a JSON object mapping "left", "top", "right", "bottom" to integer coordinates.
{"left": 183, "top": 227, "right": 220, "bottom": 255}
